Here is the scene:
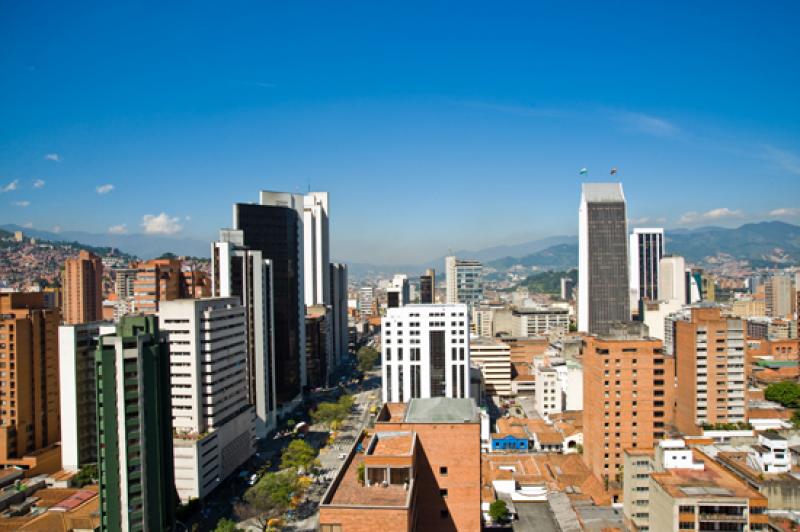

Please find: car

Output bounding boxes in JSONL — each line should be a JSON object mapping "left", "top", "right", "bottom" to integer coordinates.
{"left": 248, "top": 473, "right": 258, "bottom": 485}
{"left": 338, "top": 453, "right": 347, "bottom": 460}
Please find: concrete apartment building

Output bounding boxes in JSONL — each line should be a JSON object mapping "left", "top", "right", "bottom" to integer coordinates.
{"left": 387, "top": 274, "right": 410, "bottom": 308}
{"left": 765, "top": 274, "right": 793, "bottom": 319}
{"left": 578, "top": 183, "right": 630, "bottom": 335}
{"left": 59, "top": 321, "right": 115, "bottom": 471}
{"left": 582, "top": 322, "right": 675, "bottom": 495}
{"left": 445, "top": 256, "right": 483, "bottom": 306}
{"left": 381, "top": 304, "right": 471, "bottom": 403}
{"left": 420, "top": 268, "right": 435, "bottom": 304}
{"left": 658, "top": 255, "right": 687, "bottom": 304}
{"left": 629, "top": 228, "right": 664, "bottom": 313}
{"left": 511, "top": 305, "right": 570, "bottom": 340}
{"left": 0, "top": 292, "right": 61, "bottom": 475}
{"left": 159, "top": 298, "right": 256, "bottom": 502}
{"left": 623, "top": 440, "right": 768, "bottom": 532}
{"left": 212, "top": 234, "right": 277, "bottom": 436}
{"left": 303, "top": 192, "right": 330, "bottom": 308}
{"left": 746, "top": 316, "right": 797, "bottom": 340}
{"left": 319, "top": 397, "right": 481, "bottom": 532}
{"left": 671, "top": 306, "right": 747, "bottom": 436}
{"left": 133, "top": 258, "right": 182, "bottom": 315}
{"left": 62, "top": 250, "right": 103, "bottom": 325}
{"left": 95, "top": 316, "right": 176, "bottom": 532}
{"left": 469, "top": 337, "right": 511, "bottom": 397}
{"left": 358, "top": 286, "right": 375, "bottom": 317}
{"left": 534, "top": 364, "right": 562, "bottom": 418}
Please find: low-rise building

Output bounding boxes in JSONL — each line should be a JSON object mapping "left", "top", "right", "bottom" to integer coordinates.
{"left": 469, "top": 337, "right": 511, "bottom": 397}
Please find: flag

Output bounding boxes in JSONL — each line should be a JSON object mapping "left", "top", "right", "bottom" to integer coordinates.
{"left": 579, "top": 168, "right": 588, "bottom": 176}
{"left": 610, "top": 167, "right": 618, "bottom": 176}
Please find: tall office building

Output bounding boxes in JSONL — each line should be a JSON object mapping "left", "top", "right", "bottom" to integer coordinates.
{"left": 305, "top": 305, "right": 334, "bottom": 389}
{"left": 59, "top": 321, "right": 115, "bottom": 471}
{"left": 212, "top": 232, "right": 277, "bottom": 436}
{"left": 387, "top": 274, "right": 410, "bottom": 308}
{"left": 658, "top": 255, "right": 687, "bottom": 304}
{"left": 95, "top": 316, "right": 175, "bottom": 531}
{"left": 0, "top": 293, "right": 61, "bottom": 474}
{"left": 231, "top": 191, "right": 306, "bottom": 410}
{"left": 629, "top": 228, "right": 664, "bottom": 311}
{"left": 560, "top": 276, "right": 575, "bottom": 301}
{"left": 381, "top": 304, "right": 470, "bottom": 403}
{"left": 582, "top": 322, "right": 674, "bottom": 489}
{"left": 63, "top": 250, "right": 103, "bottom": 324}
{"left": 303, "top": 192, "right": 330, "bottom": 307}
{"left": 445, "top": 256, "right": 483, "bottom": 306}
{"left": 159, "top": 298, "right": 256, "bottom": 502}
{"left": 330, "top": 263, "right": 349, "bottom": 364}
{"left": 420, "top": 268, "right": 436, "bottom": 304}
{"left": 766, "top": 274, "right": 793, "bottom": 319}
{"left": 671, "top": 306, "right": 746, "bottom": 436}
{"left": 578, "top": 183, "right": 630, "bottom": 334}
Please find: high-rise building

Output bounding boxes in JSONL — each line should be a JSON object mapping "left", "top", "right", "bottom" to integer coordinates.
{"left": 231, "top": 191, "right": 306, "bottom": 410}
{"left": 0, "top": 293, "right": 61, "bottom": 475}
{"left": 578, "top": 183, "right": 630, "bottom": 334}
{"left": 330, "top": 263, "right": 349, "bottom": 365}
{"left": 159, "top": 298, "right": 256, "bottom": 502}
{"left": 534, "top": 365, "right": 562, "bottom": 418}
{"left": 59, "top": 321, "right": 115, "bottom": 471}
{"left": 212, "top": 232, "right": 277, "bottom": 436}
{"left": 560, "top": 276, "right": 575, "bottom": 301}
{"left": 629, "top": 228, "right": 664, "bottom": 312}
{"left": 582, "top": 322, "right": 674, "bottom": 492}
{"left": 445, "top": 257, "right": 483, "bottom": 306}
{"left": 658, "top": 255, "right": 687, "bottom": 304}
{"left": 420, "top": 268, "right": 436, "bottom": 304}
{"left": 468, "top": 337, "right": 511, "bottom": 397}
{"left": 95, "top": 316, "right": 175, "bottom": 531}
{"left": 358, "top": 286, "right": 375, "bottom": 317}
{"left": 387, "top": 274, "right": 410, "bottom": 308}
{"left": 113, "top": 268, "right": 137, "bottom": 300}
{"left": 766, "top": 274, "right": 793, "bottom": 319}
{"left": 63, "top": 250, "right": 103, "bottom": 324}
{"left": 133, "top": 258, "right": 182, "bottom": 315}
{"left": 381, "top": 304, "right": 471, "bottom": 403}
{"left": 305, "top": 305, "right": 334, "bottom": 389}
{"left": 672, "top": 306, "right": 746, "bottom": 436}
{"left": 303, "top": 192, "right": 330, "bottom": 307}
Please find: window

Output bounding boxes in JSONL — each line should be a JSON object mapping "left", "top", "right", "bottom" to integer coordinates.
{"left": 440, "top": 466, "right": 448, "bottom": 476}
{"left": 321, "top": 525, "right": 343, "bottom": 532}
{"left": 440, "top": 509, "right": 449, "bottom": 518}
{"left": 440, "top": 489, "right": 448, "bottom": 497}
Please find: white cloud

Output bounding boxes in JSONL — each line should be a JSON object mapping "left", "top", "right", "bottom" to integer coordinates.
{"left": 769, "top": 207, "right": 800, "bottom": 217}
{"left": 763, "top": 145, "right": 800, "bottom": 175}
{"left": 33, "top": 179, "right": 45, "bottom": 189}
{"left": 141, "top": 213, "right": 182, "bottom": 235}
{"left": 12, "top": 200, "right": 31, "bottom": 207}
{"left": 108, "top": 224, "right": 128, "bottom": 234}
{"left": 629, "top": 216, "right": 650, "bottom": 225}
{"left": 22, "top": 222, "right": 33, "bottom": 228}
{"left": 679, "top": 207, "right": 743, "bottom": 225}
{"left": 184, "top": 215, "right": 192, "bottom": 221}
{"left": 1, "top": 179, "right": 19, "bottom": 193}
{"left": 96, "top": 184, "right": 114, "bottom": 195}
{"left": 52, "top": 225, "right": 62, "bottom": 234}
{"left": 613, "top": 110, "right": 680, "bottom": 137}
{"left": 44, "top": 153, "right": 61, "bottom": 162}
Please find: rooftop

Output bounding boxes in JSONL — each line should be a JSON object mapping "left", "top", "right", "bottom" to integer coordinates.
{"left": 368, "top": 432, "right": 414, "bottom": 457}
{"left": 581, "top": 182, "right": 624, "bottom": 203}
{"left": 403, "top": 397, "right": 480, "bottom": 423}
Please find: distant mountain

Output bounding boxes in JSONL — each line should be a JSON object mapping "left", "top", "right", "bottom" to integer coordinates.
{"left": 0, "top": 224, "right": 211, "bottom": 259}
{"left": 488, "top": 243, "right": 578, "bottom": 271}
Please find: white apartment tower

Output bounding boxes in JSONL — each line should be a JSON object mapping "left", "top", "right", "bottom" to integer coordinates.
{"left": 659, "top": 255, "right": 687, "bottom": 304}
{"left": 159, "top": 298, "right": 256, "bottom": 502}
{"left": 303, "top": 192, "right": 330, "bottom": 306}
{"left": 578, "top": 183, "right": 630, "bottom": 334}
{"left": 445, "top": 256, "right": 483, "bottom": 306}
{"left": 381, "top": 304, "right": 471, "bottom": 403}
{"left": 629, "top": 228, "right": 664, "bottom": 312}
{"left": 387, "top": 274, "right": 410, "bottom": 308}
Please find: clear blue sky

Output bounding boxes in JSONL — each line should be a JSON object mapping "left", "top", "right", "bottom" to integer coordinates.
{"left": 2, "top": 1, "right": 799, "bottom": 264}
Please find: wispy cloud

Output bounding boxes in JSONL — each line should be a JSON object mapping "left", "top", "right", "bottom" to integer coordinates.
{"left": 769, "top": 207, "right": 800, "bottom": 217}
{"left": 22, "top": 222, "right": 33, "bottom": 228}
{"left": 629, "top": 216, "right": 650, "bottom": 225}
{"left": 1, "top": 179, "right": 19, "bottom": 193}
{"left": 33, "top": 179, "right": 45, "bottom": 189}
{"left": 141, "top": 213, "right": 182, "bottom": 235}
{"left": 52, "top": 225, "right": 62, "bottom": 234}
{"left": 679, "top": 207, "right": 743, "bottom": 225}
{"left": 108, "top": 224, "right": 128, "bottom": 234}
{"left": 611, "top": 110, "right": 680, "bottom": 137}
{"left": 12, "top": 200, "right": 31, "bottom": 207}
{"left": 96, "top": 184, "right": 114, "bottom": 195}
{"left": 44, "top": 153, "right": 61, "bottom": 162}
{"left": 763, "top": 145, "right": 800, "bottom": 175}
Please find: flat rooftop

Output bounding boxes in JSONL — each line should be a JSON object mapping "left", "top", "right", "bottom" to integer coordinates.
{"left": 369, "top": 431, "right": 414, "bottom": 457}
{"left": 403, "top": 397, "right": 480, "bottom": 423}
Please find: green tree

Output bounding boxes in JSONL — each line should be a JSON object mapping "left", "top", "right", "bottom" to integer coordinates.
{"left": 280, "top": 439, "right": 318, "bottom": 471}
{"left": 765, "top": 381, "right": 800, "bottom": 408}
{"left": 310, "top": 395, "right": 354, "bottom": 427}
{"left": 240, "top": 469, "right": 301, "bottom": 530}
{"left": 357, "top": 346, "right": 380, "bottom": 373}
{"left": 488, "top": 500, "right": 510, "bottom": 523}
{"left": 72, "top": 463, "right": 98, "bottom": 487}
{"left": 214, "top": 518, "right": 241, "bottom": 532}
{"left": 792, "top": 409, "right": 800, "bottom": 429}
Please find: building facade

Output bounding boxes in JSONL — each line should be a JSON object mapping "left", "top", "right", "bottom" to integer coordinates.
{"left": 387, "top": 274, "right": 410, "bottom": 308}
{"left": 420, "top": 268, "right": 435, "bottom": 304}
{"left": 381, "top": 304, "right": 471, "bottom": 403}
{"left": 469, "top": 337, "right": 511, "bottom": 397}
{"left": 512, "top": 305, "right": 570, "bottom": 339}
{"left": 445, "top": 256, "right": 483, "bottom": 306}
{"left": 629, "top": 228, "right": 664, "bottom": 312}
{"left": 765, "top": 274, "right": 793, "bottom": 319}
{"left": 303, "top": 192, "right": 330, "bottom": 307}
{"left": 578, "top": 183, "right": 630, "bottom": 334}
{"left": 63, "top": 250, "right": 104, "bottom": 325}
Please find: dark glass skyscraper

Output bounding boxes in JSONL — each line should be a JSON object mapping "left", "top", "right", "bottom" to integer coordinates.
{"left": 420, "top": 268, "right": 435, "bottom": 304}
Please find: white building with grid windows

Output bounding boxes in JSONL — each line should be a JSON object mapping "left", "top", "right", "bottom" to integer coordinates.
{"left": 381, "top": 304, "right": 471, "bottom": 403}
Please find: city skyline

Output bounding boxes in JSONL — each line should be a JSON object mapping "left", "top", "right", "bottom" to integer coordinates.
{"left": 2, "top": 2, "right": 800, "bottom": 263}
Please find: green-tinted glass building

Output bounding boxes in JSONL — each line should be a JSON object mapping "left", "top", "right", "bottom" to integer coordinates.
{"left": 96, "top": 316, "right": 176, "bottom": 531}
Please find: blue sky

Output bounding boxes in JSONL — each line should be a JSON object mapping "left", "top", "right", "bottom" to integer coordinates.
{"left": 1, "top": 1, "right": 799, "bottom": 264}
